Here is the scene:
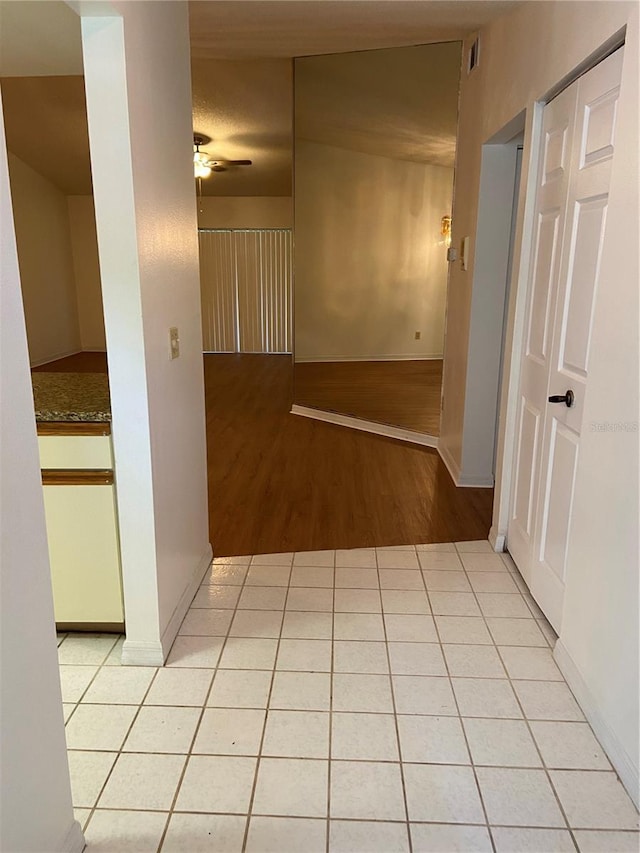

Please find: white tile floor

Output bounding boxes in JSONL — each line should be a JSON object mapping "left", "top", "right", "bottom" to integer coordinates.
{"left": 59, "top": 542, "right": 640, "bottom": 852}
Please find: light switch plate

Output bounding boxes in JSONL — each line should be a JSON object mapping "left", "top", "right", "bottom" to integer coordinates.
{"left": 169, "top": 327, "right": 180, "bottom": 359}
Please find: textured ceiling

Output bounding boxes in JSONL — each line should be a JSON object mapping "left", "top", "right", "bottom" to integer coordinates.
{"left": 0, "top": 0, "right": 520, "bottom": 197}
{"left": 295, "top": 42, "right": 462, "bottom": 168}
{"left": 192, "top": 59, "right": 293, "bottom": 196}
{"left": 1, "top": 75, "right": 92, "bottom": 195}
{"left": 187, "top": 1, "right": 520, "bottom": 194}
{"left": 189, "top": 0, "right": 519, "bottom": 59}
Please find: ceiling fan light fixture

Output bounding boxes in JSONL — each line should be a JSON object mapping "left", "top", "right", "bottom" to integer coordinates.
{"left": 194, "top": 159, "right": 212, "bottom": 179}
{"left": 193, "top": 138, "right": 213, "bottom": 179}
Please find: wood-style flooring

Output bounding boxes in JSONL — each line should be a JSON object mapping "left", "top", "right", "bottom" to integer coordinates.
{"left": 32, "top": 351, "right": 109, "bottom": 373}
{"left": 205, "top": 354, "right": 491, "bottom": 555}
{"left": 32, "top": 352, "right": 493, "bottom": 556}
{"left": 294, "top": 359, "right": 443, "bottom": 436}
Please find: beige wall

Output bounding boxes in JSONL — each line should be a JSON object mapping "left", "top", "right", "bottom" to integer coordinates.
{"left": 295, "top": 140, "right": 453, "bottom": 361}
{"left": 197, "top": 196, "right": 292, "bottom": 229}
{"left": 446, "top": 0, "right": 638, "bottom": 800}
{"left": 7, "top": 153, "right": 81, "bottom": 365}
{"left": 67, "top": 195, "right": 106, "bottom": 351}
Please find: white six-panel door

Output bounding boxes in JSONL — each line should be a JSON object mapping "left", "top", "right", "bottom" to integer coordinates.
{"left": 508, "top": 82, "right": 577, "bottom": 589}
{"left": 508, "top": 48, "right": 624, "bottom": 630}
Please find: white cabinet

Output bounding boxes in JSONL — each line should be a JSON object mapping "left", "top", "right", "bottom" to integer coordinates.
{"left": 38, "top": 429, "right": 124, "bottom": 629}
{"left": 38, "top": 433, "right": 113, "bottom": 469}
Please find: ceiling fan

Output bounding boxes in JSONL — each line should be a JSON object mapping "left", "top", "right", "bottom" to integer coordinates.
{"left": 193, "top": 134, "right": 252, "bottom": 178}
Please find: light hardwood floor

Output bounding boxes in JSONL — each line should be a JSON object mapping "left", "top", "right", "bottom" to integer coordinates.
{"left": 294, "top": 359, "right": 443, "bottom": 435}
{"left": 32, "top": 352, "right": 493, "bottom": 555}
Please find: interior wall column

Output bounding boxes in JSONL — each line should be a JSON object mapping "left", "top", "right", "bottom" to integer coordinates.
{"left": 0, "top": 87, "right": 84, "bottom": 853}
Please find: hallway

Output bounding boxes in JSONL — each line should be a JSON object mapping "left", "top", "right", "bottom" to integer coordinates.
{"left": 60, "top": 541, "right": 639, "bottom": 852}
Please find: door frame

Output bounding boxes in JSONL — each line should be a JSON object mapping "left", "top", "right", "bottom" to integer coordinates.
{"left": 489, "top": 30, "right": 627, "bottom": 554}
{"left": 454, "top": 122, "right": 525, "bottom": 488}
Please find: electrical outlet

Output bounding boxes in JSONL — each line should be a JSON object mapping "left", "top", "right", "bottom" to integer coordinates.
{"left": 169, "top": 327, "right": 180, "bottom": 360}
{"left": 415, "top": 331, "right": 421, "bottom": 340}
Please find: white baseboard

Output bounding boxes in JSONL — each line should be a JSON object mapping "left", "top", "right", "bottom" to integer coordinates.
{"left": 30, "top": 348, "right": 82, "bottom": 368}
{"left": 122, "top": 545, "right": 213, "bottom": 666}
{"left": 554, "top": 639, "right": 640, "bottom": 809}
{"left": 437, "top": 443, "right": 494, "bottom": 488}
{"left": 489, "top": 526, "right": 506, "bottom": 552}
{"left": 291, "top": 405, "right": 438, "bottom": 449}
{"left": 459, "top": 472, "right": 494, "bottom": 488}
{"left": 438, "top": 442, "right": 461, "bottom": 484}
{"left": 160, "top": 544, "right": 213, "bottom": 660}
{"left": 60, "top": 819, "right": 84, "bottom": 853}
{"left": 121, "top": 639, "right": 165, "bottom": 667}
{"left": 294, "top": 354, "right": 443, "bottom": 363}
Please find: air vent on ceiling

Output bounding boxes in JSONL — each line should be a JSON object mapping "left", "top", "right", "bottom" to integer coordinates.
{"left": 468, "top": 37, "right": 480, "bottom": 73}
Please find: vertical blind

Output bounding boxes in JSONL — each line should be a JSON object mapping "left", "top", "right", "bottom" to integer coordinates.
{"left": 199, "top": 228, "right": 293, "bottom": 354}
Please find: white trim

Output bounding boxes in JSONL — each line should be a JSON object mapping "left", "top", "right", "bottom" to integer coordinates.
{"left": 488, "top": 526, "right": 506, "bottom": 552}
{"left": 30, "top": 348, "right": 82, "bottom": 368}
{"left": 122, "top": 545, "right": 213, "bottom": 666}
{"left": 459, "top": 473, "right": 494, "bottom": 488}
{"left": 294, "top": 354, "right": 443, "bottom": 363}
{"left": 491, "top": 101, "right": 546, "bottom": 556}
{"left": 438, "top": 441, "right": 462, "bottom": 484}
{"left": 554, "top": 640, "right": 640, "bottom": 809}
{"left": 60, "top": 819, "right": 84, "bottom": 853}
{"left": 439, "top": 442, "right": 495, "bottom": 488}
{"left": 160, "top": 545, "right": 213, "bottom": 659}
{"left": 121, "top": 638, "right": 165, "bottom": 666}
{"left": 291, "top": 404, "right": 438, "bottom": 449}
{"left": 438, "top": 442, "right": 495, "bottom": 488}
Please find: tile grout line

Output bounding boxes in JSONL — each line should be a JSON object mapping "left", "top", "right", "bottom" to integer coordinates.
{"left": 240, "top": 551, "right": 294, "bottom": 853}
{"left": 64, "top": 545, "right": 638, "bottom": 845}
{"left": 63, "top": 633, "right": 122, "bottom": 831}
{"left": 63, "top": 800, "right": 640, "bottom": 834}
{"left": 458, "top": 547, "right": 579, "bottom": 847}
{"left": 82, "top": 649, "right": 163, "bottom": 840}
{"left": 326, "top": 550, "right": 337, "bottom": 853}
{"left": 376, "top": 545, "right": 415, "bottom": 853}
{"left": 421, "top": 546, "right": 496, "bottom": 853}
{"left": 157, "top": 555, "right": 255, "bottom": 852}
{"left": 62, "top": 641, "right": 119, "bottom": 728}
{"left": 66, "top": 745, "right": 622, "bottom": 772}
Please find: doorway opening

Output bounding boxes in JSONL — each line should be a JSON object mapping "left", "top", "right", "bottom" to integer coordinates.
{"left": 291, "top": 42, "right": 462, "bottom": 443}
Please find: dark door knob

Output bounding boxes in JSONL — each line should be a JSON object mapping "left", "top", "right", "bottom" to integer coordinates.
{"left": 548, "top": 389, "right": 574, "bottom": 408}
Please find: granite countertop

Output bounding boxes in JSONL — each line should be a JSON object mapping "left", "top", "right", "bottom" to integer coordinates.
{"left": 31, "top": 372, "right": 111, "bottom": 423}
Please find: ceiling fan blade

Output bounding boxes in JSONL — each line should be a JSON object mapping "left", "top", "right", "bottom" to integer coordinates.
{"left": 208, "top": 159, "right": 252, "bottom": 166}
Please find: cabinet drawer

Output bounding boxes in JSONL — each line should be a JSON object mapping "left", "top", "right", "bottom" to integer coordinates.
{"left": 38, "top": 434, "right": 113, "bottom": 470}
{"left": 43, "top": 484, "right": 123, "bottom": 624}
